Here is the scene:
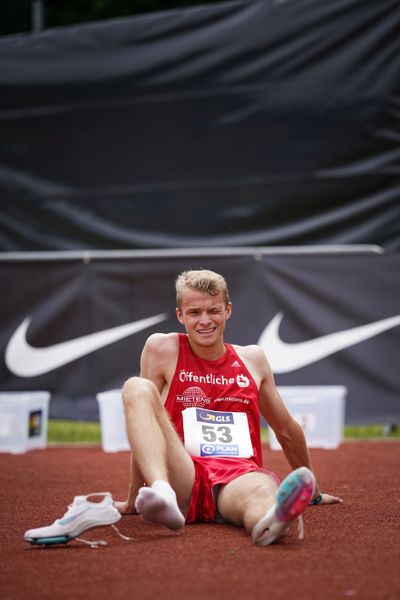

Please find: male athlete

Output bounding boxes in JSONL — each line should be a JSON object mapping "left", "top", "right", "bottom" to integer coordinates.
{"left": 115, "top": 269, "right": 342, "bottom": 545}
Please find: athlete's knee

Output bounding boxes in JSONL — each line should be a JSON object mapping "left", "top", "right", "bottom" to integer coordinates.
{"left": 238, "top": 475, "right": 278, "bottom": 511}
{"left": 122, "top": 376, "right": 160, "bottom": 410}
{"left": 250, "top": 478, "right": 278, "bottom": 502}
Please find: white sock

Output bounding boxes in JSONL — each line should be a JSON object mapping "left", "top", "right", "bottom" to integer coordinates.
{"left": 135, "top": 480, "right": 185, "bottom": 531}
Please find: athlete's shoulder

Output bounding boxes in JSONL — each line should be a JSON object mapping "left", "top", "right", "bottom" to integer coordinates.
{"left": 141, "top": 332, "right": 179, "bottom": 382}
{"left": 233, "top": 343, "right": 271, "bottom": 377}
{"left": 144, "top": 332, "right": 179, "bottom": 355}
{"left": 233, "top": 343, "right": 266, "bottom": 362}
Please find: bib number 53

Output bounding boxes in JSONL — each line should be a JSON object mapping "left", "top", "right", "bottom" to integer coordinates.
{"left": 201, "top": 425, "right": 233, "bottom": 444}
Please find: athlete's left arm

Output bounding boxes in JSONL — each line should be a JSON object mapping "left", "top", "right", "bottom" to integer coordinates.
{"left": 249, "top": 345, "right": 342, "bottom": 505}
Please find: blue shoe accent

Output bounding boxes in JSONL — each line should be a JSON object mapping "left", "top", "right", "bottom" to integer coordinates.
{"left": 28, "top": 536, "right": 70, "bottom": 545}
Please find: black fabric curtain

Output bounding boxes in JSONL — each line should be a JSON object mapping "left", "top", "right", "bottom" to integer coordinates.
{"left": 1, "top": 0, "right": 399, "bottom": 250}
{"left": 1, "top": 252, "right": 399, "bottom": 424}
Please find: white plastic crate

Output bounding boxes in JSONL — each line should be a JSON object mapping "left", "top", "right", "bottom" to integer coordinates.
{"left": 96, "top": 389, "right": 130, "bottom": 452}
{"left": 269, "top": 386, "right": 347, "bottom": 450}
{"left": 0, "top": 391, "right": 50, "bottom": 453}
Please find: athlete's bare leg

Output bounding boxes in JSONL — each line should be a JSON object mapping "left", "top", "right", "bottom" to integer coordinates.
{"left": 216, "top": 471, "right": 278, "bottom": 534}
{"left": 218, "top": 468, "right": 317, "bottom": 545}
{"left": 119, "top": 376, "right": 195, "bottom": 528}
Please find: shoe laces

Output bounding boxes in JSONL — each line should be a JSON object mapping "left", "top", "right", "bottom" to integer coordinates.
{"left": 296, "top": 515, "right": 304, "bottom": 540}
{"left": 75, "top": 524, "right": 136, "bottom": 549}
{"left": 61, "top": 492, "right": 112, "bottom": 519}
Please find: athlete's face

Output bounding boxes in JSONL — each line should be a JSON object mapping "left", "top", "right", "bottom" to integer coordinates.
{"left": 176, "top": 288, "right": 232, "bottom": 349}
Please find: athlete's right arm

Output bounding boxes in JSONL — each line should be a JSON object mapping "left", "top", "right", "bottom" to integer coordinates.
{"left": 139, "top": 332, "right": 178, "bottom": 394}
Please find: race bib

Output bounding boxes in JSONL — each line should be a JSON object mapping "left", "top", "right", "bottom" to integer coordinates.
{"left": 182, "top": 407, "right": 253, "bottom": 458}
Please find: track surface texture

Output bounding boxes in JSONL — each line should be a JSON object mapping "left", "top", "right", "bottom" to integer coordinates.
{"left": 1, "top": 441, "right": 399, "bottom": 600}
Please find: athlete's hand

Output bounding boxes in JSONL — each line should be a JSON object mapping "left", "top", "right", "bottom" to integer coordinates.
{"left": 113, "top": 500, "right": 137, "bottom": 514}
{"left": 310, "top": 492, "right": 343, "bottom": 505}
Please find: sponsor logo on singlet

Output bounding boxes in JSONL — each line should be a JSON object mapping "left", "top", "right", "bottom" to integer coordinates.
{"left": 178, "top": 369, "right": 251, "bottom": 388}
{"left": 179, "top": 369, "right": 236, "bottom": 386}
{"left": 176, "top": 386, "right": 211, "bottom": 408}
{"left": 236, "top": 374, "right": 250, "bottom": 388}
{"left": 214, "top": 396, "right": 250, "bottom": 405}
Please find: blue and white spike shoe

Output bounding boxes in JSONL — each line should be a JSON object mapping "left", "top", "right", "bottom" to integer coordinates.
{"left": 24, "top": 492, "right": 121, "bottom": 546}
{"left": 252, "top": 467, "right": 316, "bottom": 546}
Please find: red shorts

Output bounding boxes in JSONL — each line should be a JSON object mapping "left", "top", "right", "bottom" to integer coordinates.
{"left": 185, "top": 456, "right": 280, "bottom": 524}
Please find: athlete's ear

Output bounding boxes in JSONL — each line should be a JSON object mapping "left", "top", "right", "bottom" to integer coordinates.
{"left": 176, "top": 306, "right": 184, "bottom": 325}
{"left": 225, "top": 302, "right": 232, "bottom": 319}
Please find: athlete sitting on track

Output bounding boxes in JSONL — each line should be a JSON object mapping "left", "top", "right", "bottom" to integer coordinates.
{"left": 115, "top": 269, "right": 342, "bottom": 545}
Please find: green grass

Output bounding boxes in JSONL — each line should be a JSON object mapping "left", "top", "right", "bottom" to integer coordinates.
{"left": 48, "top": 420, "right": 399, "bottom": 444}
{"left": 261, "top": 424, "right": 399, "bottom": 443}
{"left": 344, "top": 424, "right": 399, "bottom": 438}
{"left": 48, "top": 420, "right": 101, "bottom": 443}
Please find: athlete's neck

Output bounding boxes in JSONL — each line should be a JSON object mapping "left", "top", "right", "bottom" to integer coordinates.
{"left": 186, "top": 336, "right": 227, "bottom": 361}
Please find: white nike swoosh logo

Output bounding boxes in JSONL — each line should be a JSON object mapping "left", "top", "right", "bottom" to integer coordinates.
{"left": 258, "top": 312, "right": 400, "bottom": 373}
{"left": 5, "top": 314, "right": 168, "bottom": 377}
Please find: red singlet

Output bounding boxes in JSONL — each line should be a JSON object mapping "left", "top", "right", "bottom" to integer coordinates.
{"left": 164, "top": 333, "right": 278, "bottom": 523}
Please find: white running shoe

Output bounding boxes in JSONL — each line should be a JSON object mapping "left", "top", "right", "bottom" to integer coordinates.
{"left": 24, "top": 492, "right": 121, "bottom": 546}
{"left": 252, "top": 466, "right": 316, "bottom": 546}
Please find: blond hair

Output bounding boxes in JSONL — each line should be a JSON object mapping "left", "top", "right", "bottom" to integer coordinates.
{"left": 175, "top": 269, "right": 230, "bottom": 308}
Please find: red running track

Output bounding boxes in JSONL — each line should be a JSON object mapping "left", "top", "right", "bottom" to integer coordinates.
{"left": 1, "top": 441, "right": 399, "bottom": 600}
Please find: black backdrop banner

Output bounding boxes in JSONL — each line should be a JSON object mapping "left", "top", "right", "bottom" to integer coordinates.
{"left": 0, "top": 0, "right": 399, "bottom": 250}
{"left": 0, "top": 251, "right": 399, "bottom": 424}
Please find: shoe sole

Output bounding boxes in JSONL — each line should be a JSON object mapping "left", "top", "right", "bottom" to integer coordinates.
{"left": 25, "top": 512, "right": 121, "bottom": 545}
{"left": 275, "top": 467, "right": 315, "bottom": 523}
